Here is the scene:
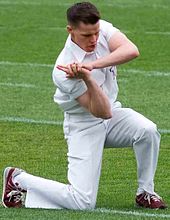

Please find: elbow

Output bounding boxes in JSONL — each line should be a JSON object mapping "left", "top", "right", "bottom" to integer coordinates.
{"left": 102, "top": 112, "right": 112, "bottom": 119}
{"left": 103, "top": 109, "right": 113, "bottom": 119}
{"left": 94, "top": 110, "right": 112, "bottom": 120}
{"left": 131, "top": 45, "right": 140, "bottom": 58}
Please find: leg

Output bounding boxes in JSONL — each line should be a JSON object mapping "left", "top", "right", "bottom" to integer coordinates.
{"left": 105, "top": 108, "right": 160, "bottom": 194}
{"left": 13, "top": 119, "right": 106, "bottom": 209}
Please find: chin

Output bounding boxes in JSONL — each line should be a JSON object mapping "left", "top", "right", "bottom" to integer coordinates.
{"left": 86, "top": 49, "right": 94, "bottom": 52}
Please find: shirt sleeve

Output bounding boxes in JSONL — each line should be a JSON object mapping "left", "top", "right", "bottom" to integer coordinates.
{"left": 52, "top": 68, "right": 87, "bottom": 99}
{"left": 100, "top": 19, "right": 120, "bottom": 42}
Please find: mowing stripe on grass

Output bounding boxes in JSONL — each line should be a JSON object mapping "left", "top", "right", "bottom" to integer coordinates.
{"left": 1, "top": 61, "right": 170, "bottom": 77}
{"left": 1, "top": 25, "right": 170, "bottom": 36}
{"left": 94, "top": 208, "right": 170, "bottom": 219}
{"left": 0, "top": 82, "right": 36, "bottom": 88}
{"left": 0, "top": 26, "right": 66, "bottom": 31}
{"left": 0, "top": 1, "right": 169, "bottom": 9}
{"left": 0, "top": 1, "right": 71, "bottom": 6}
{"left": 0, "top": 116, "right": 169, "bottom": 135}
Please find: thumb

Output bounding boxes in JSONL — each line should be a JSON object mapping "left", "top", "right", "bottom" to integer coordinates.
{"left": 81, "top": 63, "right": 93, "bottom": 71}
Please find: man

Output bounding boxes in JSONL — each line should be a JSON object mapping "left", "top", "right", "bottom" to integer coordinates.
{"left": 2, "top": 2, "right": 167, "bottom": 209}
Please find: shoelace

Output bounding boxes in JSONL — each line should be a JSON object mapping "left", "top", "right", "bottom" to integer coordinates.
{"left": 7, "top": 190, "right": 25, "bottom": 204}
{"left": 144, "top": 193, "right": 161, "bottom": 205}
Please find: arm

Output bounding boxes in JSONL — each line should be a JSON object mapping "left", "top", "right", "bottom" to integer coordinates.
{"left": 76, "top": 77, "right": 112, "bottom": 119}
{"left": 57, "top": 64, "right": 112, "bottom": 119}
{"left": 82, "top": 31, "right": 139, "bottom": 70}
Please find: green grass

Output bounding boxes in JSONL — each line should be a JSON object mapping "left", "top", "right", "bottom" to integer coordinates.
{"left": 0, "top": 0, "right": 170, "bottom": 219}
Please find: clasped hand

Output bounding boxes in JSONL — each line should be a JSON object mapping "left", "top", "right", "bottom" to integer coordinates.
{"left": 57, "top": 63, "right": 93, "bottom": 80}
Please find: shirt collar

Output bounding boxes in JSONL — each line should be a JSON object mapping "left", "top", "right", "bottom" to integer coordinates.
{"left": 65, "top": 35, "right": 97, "bottom": 63}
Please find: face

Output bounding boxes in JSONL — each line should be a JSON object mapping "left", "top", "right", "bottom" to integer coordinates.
{"left": 67, "top": 21, "right": 100, "bottom": 52}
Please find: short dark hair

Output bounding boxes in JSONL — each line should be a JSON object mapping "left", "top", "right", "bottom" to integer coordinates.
{"left": 67, "top": 2, "right": 100, "bottom": 26}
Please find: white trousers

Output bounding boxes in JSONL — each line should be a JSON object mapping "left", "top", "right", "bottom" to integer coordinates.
{"left": 16, "top": 107, "right": 160, "bottom": 209}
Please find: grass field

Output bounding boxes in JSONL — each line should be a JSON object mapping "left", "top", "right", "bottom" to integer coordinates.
{"left": 0, "top": 0, "right": 170, "bottom": 219}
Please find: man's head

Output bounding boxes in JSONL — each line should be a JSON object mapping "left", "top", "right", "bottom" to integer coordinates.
{"left": 66, "top": 2, "right": 101, "bottom": 52}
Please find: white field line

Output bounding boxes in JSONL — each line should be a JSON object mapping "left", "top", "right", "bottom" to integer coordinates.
{"left": 159, "top": 129, "right": 170, "bottom": 134}
{"left": 146, "top": 31, "right": 170, "bottom": 36}
{"left": 0, "top": 116, "right": 169, "bottom": 135}
{"left": 119, "top": 69, "right": 170, "bottom": 77}
{"left": 0, "top": 61, "right": 53, "bottom": 68}
{"left": 94, "top": 208, "right": 170, "bottom": 219}
{"left": 1, "top": 61, "right": 170, "bottom": 77}
{"left": 0, "top": 116, "right": 63, "bottom": 125}
{"left": 0, "top": 82, "right": 36, "bottom": 88}
{"left": 122, "top": 30, "right": 170, "bottom": 36}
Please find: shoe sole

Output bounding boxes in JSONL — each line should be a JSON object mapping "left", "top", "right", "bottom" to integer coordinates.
{"left": 135, "top": 203, "right": 167, "bottom": 210}
{"left": 2, "top": 167, "right": 13, "bottom": 208}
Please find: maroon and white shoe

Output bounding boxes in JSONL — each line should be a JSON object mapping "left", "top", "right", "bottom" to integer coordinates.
{"left": 136, "top": 191, "right": 167, "bottom": 209}
{"left": 2, "top": 167, "right": 26, "bottom": 208}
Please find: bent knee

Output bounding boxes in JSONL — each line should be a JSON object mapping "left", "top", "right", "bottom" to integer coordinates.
{"left": 74, "top": 194, "right": 96, "bottom": 210}
{"left": 144, "top": 123, "right": 160, "bottom": 136}
{"left": 137, "top": 123, "right": 160, "bottom": 141}
{"left": 79, "top": 202, "right": 95, "bottom": 210}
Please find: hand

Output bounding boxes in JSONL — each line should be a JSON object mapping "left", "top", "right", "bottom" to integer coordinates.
{"left": 81, "top": 62, "right": 94, "bottom": 71}
{"left": 57, "top": 63, "right": 91, "bottom": 80}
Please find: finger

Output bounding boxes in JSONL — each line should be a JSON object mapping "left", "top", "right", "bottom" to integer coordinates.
{"left": 70, "top": 64, "right": 80, "bottom": 78}
{"left": 81, "top": 63, "right": 93, "bottom": 71}
{"left": 74, "top": 64, "right": 81, "bottom": 78}
{"left": 75, "top": 63, "right": 79, "bottom": 72}
{"left": 66, "top": 74, "right": 74, "bottom": 78}
{"left": 57, "top": 65, "right": 68, "bottom": 72}
{"left": 57, "top": 66, "right": 67, "bottom": 73}
{"left": 57, "top": 64, "right": 67, "bottom": 68}
{"left": 67, "top": 64, "right": 75, "bottom": 77}
{"left": 71, "top": 63, "right": 77, "bottom": 73}
{"left": 77, "top": 65, "right": 82, "bottom": 73}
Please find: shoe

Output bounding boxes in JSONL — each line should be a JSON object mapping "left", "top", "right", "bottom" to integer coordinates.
{"left": 2, "top": 167, "right": 26, "bottom": 208}
{"left": 136, "top": 191, "right": 167, "bottom": 209}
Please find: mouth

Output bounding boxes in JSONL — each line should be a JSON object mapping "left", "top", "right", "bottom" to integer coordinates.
{"left": 87, "top": 44, "right": 96, "bottom": 50}
{"left": 89, "top": 44, "right": 96, "bottom": 48}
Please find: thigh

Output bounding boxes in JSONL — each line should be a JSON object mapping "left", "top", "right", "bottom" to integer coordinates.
{"left": 66, "top": 121, "right": 106, "bottom": 198}
{"left": 105, "top": 108, "right": 156, "bottom": 148}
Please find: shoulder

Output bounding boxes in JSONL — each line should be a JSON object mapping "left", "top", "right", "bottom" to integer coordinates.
{"left": 56, "top": 38, "right": 74, "bottom": 65}
{"left": 99, "top": 19, "right": 118, "bottom": 31}
{"left": 99, "top": 19, "right": 120, "bottom": 42}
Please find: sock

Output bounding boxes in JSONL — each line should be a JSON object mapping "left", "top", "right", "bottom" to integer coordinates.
{"left": 13, "top": 172, "right": 28, "bottom": 191}
{"left": 136, "top": 188, "right": 145, "bottom": 196}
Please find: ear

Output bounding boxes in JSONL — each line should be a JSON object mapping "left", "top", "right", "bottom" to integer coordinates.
{"left": 67, "top": 25, "right": 74, "bottom": 34}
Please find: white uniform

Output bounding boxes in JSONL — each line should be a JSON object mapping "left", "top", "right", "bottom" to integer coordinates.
{"left": 14, "top": 20, "right": 160, "bottom": 209}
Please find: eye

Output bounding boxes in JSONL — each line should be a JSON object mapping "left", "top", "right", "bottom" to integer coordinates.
{"left": 83, "top": 34, "right": 92, "bottom": 37}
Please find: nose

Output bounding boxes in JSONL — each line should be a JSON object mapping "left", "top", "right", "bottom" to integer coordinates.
{"left": 90, "top": 35, "right": 97, "bottom": 44}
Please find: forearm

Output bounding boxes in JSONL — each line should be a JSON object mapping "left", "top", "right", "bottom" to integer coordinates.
{"left": 57, "top": 63, "right": 112, "bottom": 119}
{"left": 92, "top": 43, "right": 139, "bottom": 69}
{"left": 84, "top": 77, "right": 112, "bottom": 119}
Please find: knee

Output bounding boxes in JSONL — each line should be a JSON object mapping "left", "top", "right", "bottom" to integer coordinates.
{"left": 78, "top": 197, "right": 95, "bottom": 210}
{"left": 144, "top": 123, "right": 160, "bottom": 137}
{"left": 74, "top": 193, "right": 96, "bottom": 210}
{"left": 79, "top": 201, "right": 95, "bottom": 210}
{"left": 138, "top": 123, "right": 161, "bottom": 142}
